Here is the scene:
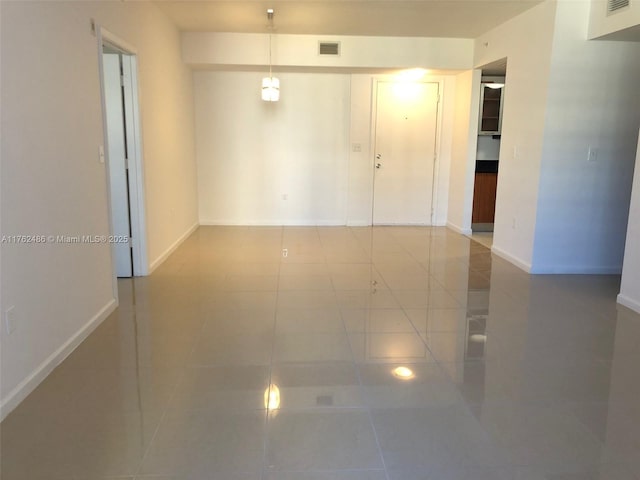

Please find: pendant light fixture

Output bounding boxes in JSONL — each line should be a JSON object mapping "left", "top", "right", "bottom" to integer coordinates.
{"left": 262, "top": 8, "right": 280, "bottom": 102}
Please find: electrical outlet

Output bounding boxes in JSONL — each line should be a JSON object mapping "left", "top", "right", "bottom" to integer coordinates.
{"left": 282, "top": 248, "right": 288, "bottom": 258}
{"left": 588, "top": 146, "right": 598, "bottom": 163}
{"left": 5, "top": 306, "right": 16, "bottom": 335}
{"left": 512, "top": 217, "right": 517, "bottom": 229}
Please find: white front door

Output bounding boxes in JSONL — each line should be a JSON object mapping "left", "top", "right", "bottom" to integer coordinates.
{"left": 103, "top": 53, "right": 133, "bottom": 277}
{"left": 372, "top": 81, "right": 440, "bottom": 225}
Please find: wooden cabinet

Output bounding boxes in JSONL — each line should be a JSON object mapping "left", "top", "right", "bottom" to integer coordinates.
{"left": 479, "top": 82, "right": 504, "bottom": 135}
{"left": 472, "top": 172, "right": 498, "bottom": 224}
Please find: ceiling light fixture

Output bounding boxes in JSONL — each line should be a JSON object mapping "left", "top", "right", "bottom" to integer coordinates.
{"left": 392, "top": 366, "right": 415, "bottom": 380}
{"left": 262, "top": 8, "right": 279, "bottom": 102}
{"left": 485, "top": 83, "right": 505, "bottom": 89}
{"left": 264, "top": 383, "right": 281, "bottom": 410}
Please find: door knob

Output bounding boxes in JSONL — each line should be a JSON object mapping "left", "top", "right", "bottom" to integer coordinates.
{"left": 376, "top": 163, "right": 382, "bottom": 169}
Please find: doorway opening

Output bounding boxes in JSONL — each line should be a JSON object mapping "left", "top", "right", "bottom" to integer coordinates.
{"left": 471, "top": 59, "right": 507, "bottom": 245}
{"left": 371, "top": 78, "right": 441, "bottom": 226}
{"left": 98, "top": 29, "right": 148, "bottom": 283}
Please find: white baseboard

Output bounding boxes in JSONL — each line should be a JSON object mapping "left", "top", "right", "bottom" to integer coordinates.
{"left": 491, "top": 245, "right": 532, "bottom": 273}
{"left": 199, "top": 220, "right": 448, "bottom": 227}
{"left": 529, "top": 264, "right": 622, "bottom": 274}
{"left": 198, "top": 220, "right": 347, "bottom": 226}
{"left": 491, "top": 245, "right": 622, "bottom": 275}
{"left": 0, "top": 299, "right": 117, "bottom": 422}
{"left": 617, "top": 293, "right": 640, "bottom": 314}
{"left": 370, "top": 222, "right": 439, "bottom": 226}
{"left": 347, "top": 220, "right": 371, "bottom": 227}
{"left": 446, "top": 222, "right": 472, "bottom": 235}
{"left": 149, "top": 222, "right": 199, "bottom": 273}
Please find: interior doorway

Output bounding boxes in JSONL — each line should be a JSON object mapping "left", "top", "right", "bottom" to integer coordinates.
{"left": 471, "top": 59, "right": 507, "bottom": 237}
{"left": 371, "top": 80, "right": 440, "bottom": 225}
{"left": 98, "top": 30, "right": 148, "bottom": 279}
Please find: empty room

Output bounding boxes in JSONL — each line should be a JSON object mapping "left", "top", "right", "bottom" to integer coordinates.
{"left": 2, "top": 0, "right": 640, "bottom": 478}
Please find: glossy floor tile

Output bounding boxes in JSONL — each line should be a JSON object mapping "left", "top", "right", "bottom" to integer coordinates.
{"left": 2, "top": 226, "right": 640, "bottom": 480}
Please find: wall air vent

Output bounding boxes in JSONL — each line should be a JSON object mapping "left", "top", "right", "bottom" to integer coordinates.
{"left": 607, "top": 0, "right": 630, "bottom": 14}
{"left": 319, "top": 42, "right": 340, "bottom": 56}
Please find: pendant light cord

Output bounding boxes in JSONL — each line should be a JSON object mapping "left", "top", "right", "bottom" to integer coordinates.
{"left": 269, "top": 29, "right": 273, "bottom": 79}
{"left": 268, "top": 10, "right": 275, "bottom": 79}
{"left": 262, "top": 8, "right": 279, "bottom": 102}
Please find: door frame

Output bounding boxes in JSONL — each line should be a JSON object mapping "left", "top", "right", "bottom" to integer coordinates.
{"left": 96, "top": 26, "right": 149, "bottom": 298}
{"left": 369, "top": 76, "right": 445, "bottom": 226}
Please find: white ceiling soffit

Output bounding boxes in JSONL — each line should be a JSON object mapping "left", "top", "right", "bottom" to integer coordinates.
{"left": 154, "top": 0, "right": 544, "bottom": 38}
{"left": 599, "top": 23, "right": 640, "bottom": 42}
{"left": 481, "top": 57, "right": 507, "bottom": 75}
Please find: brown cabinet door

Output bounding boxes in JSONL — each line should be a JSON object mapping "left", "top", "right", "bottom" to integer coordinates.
{"left": 472, "top": 173, "right": 498, "bottom": 223}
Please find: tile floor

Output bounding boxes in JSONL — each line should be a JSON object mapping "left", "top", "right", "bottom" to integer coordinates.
{"left": 469, "top": 232, "right": 493, "bottom": 249}
{"left": 1, "top": 226, "right": 640, "bottom": 480}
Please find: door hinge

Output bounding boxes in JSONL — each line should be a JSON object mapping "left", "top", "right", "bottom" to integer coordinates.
{"left": 124, "top": 156, "right": 129, "bottom": 170}
{"left": 120, "top": 74, "right": 125, "bottom": 87}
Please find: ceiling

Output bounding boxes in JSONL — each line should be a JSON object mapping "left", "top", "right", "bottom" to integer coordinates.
{"left": 154, "top": 0, "right": 543, "bottom": 38}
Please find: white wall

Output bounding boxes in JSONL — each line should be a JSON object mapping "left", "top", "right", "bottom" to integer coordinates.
{"left": 0, "top": 3, "right": 4, "bottom": 412}
{"left": 187, "top": 31, "right": 462, "bottom": 228}
{"left": 447, "top": 69, "right": 481, "bottom": 234}
{"left": 474, "top": 0, "right": 558, "bottom": 271}
{"left": 196, "top": 71, "right": 350, "bottom": 225}
{"left": 183, "top": 32, "right": 473, "bottom": 70}
{"left": 195, "top": 71, "right": 456, "bottom": 226}
{"left": 531, "top": 0, "right": 640, "bottom": 273}
{"left": 619, "top": 132, "right": 640, "bottom": 313}
{"left": 471, "top": 0, "right": 640, "bottom": 274}
{"left": 347, "top": 74, "right": 376, "bottom": 225}
{"left": 0, "top": 1, "right": 198, "bottom": 419}
{"left": 434, "top": 77, "right": 456, "bottom": 226}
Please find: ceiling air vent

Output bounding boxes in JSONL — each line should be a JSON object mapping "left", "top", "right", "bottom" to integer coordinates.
{"left": 319, "top": 41, "right": 340, "bottom": 56}
{"left": 607, "top": 0, "right": 630, "bottom": 14}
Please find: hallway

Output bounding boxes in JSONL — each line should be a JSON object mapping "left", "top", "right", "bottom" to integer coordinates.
{"left": 1, "top": 226, "right": 639, "bottom": 479}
